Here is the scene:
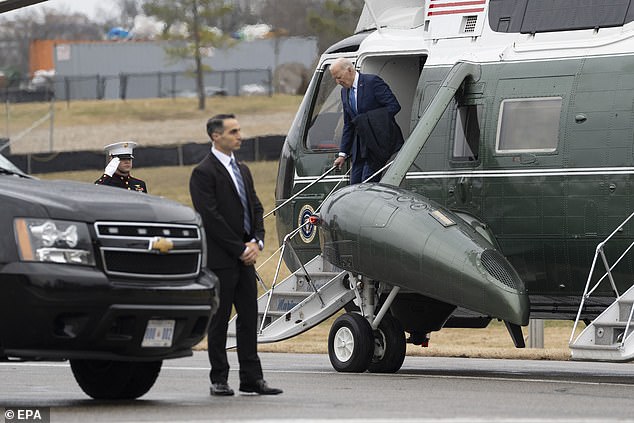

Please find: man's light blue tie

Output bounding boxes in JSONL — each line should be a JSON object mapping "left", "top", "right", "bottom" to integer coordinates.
{"left": 230, "top": 158, "right": 251, "bottom": 234}
{"left": 349, "top": 86, "right": 357, "bottom": 114}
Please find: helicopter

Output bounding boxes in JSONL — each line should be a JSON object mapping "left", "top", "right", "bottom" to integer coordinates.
{"left": 230, "top": 0, "right": 634, "bottom": 372}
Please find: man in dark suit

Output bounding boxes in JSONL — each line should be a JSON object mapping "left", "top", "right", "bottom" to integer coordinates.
{"left": 330, "top": 57, "right": 404, "bottom": 184}
{"left": 189, "top": 114, "right": 282, "bottom": 396}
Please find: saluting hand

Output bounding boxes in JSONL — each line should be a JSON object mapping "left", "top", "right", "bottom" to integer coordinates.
{"left": 104, "top": 157, "right": 120, "bottom": 177}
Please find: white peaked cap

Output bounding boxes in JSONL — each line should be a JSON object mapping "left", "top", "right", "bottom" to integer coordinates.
{"left": 104, "top": 141, "right": 137, "bottom": 158}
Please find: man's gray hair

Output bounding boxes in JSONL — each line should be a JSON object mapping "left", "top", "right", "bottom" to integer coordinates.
{"left": 333, "top": 57, "right": 354, "bottom": 70}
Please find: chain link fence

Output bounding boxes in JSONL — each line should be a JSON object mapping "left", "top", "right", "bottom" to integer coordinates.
{"left": 0, "top": 68, "right": 273, "bottom": 103}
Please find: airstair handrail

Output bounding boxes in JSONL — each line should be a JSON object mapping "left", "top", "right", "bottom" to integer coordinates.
{"left": 257, "top": 168, "right": 351, "bottom": 334}
{"left": 259, "top": 233, "right": 330, "bottom": 335}
{"left": 263, "top": 165, "right": 338, "bottom": 219}
{"left": 256, "top": 165, "right": 351, "bottom": 283}
{"left": 257, "top": 166, "right": 351, "bottom": 287}
{"left": 570, "top": 209, "right": 634, "bottom": 346}
{"left": 362, "top": 159, "right": 394, "bottom": 184}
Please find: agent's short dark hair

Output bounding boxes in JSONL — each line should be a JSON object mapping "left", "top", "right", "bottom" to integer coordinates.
{"left": 206, "top": 114, "right": 236, "bottom": 137}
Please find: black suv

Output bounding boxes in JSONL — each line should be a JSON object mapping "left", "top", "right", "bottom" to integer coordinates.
{"left": 0, "top": 153, "right": 218, "bottom": 399}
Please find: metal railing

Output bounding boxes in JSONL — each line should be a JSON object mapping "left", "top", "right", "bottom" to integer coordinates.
{"left": 255, "top": 165, "right": 351, "bottom": 334}
{"left": 0, "top": 68, "right": 273, "bottom": 103}
{"left": 570, "top": 210, "right": 634, "bottom": 348}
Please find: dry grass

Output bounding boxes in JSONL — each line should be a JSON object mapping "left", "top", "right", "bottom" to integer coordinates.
{"left": 2, "top": 96, "right": 300, "bottom": 154}
{"left": 37, "top": 163, "right": 578, "bottom": 361}
{"left": 4, "top": 96, "right": 301, "bottom": 127}
{"left": 257, "top": 317, "right": 578, "bottom": 361}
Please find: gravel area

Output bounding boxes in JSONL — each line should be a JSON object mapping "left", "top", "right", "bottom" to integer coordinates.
{"left": 8, "top": 111, "right": 294, "bottom": 154}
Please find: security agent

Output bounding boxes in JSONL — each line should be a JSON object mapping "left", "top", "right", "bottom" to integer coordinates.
{"left": 190, "top": 114, "right": 282, "bottom": 396}
{"left": 95, "top": 141, "right": 147, "bottom": 193}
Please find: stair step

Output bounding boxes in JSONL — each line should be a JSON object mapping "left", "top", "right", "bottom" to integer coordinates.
{"left": 594, "top": 321, "right": 634, "bottom": 328}
{"left": 570, "top": 267, "right": 634, "bottom": 361}
{"left": 295, "top": 271, "right": 341, "bottom": 278}
{"left": 570, "top": 343, "right": 621, "bottom": 351}
{"left": 258, "top": 310, "right": 287, "bottom": 317}
{"left": 226, "top": 255, "right": 351, "bottom": 349}
{"left": 269, "top": 290, "right": 312, "bottom": 298}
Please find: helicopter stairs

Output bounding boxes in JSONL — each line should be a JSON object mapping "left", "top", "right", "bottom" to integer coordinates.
{"left": 569, "top": 210, "right": 634, "bottom": 361}
{"left": 569, "top": 285, "right": 634, "bottom": 361}
{"left": 226, "top": 255, "right": 355, "bottom": 348}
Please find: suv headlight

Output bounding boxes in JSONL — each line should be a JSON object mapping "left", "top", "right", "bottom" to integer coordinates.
{"left": 14, "top": 218, "right": 95, "bottom": 266}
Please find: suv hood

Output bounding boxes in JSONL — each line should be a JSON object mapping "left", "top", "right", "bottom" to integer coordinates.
{"left": 0, "top": 177, "right": 198, "bottom": 223}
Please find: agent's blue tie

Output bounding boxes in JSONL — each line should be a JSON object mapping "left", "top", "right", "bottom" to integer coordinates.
{"left": 230, "top": 158, "right": 251, "bottom": 234}
{"left": 349, "top": 87, "right": 357, "bottom": 114}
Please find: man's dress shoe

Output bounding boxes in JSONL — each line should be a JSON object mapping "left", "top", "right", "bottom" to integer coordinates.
{"left": 210, "top": 382, "right": 234, "bottom": 396}
{"left": 239, "top": 379, "right": 283, "bottom": 395}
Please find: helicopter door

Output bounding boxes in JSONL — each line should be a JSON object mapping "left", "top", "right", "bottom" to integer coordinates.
{"left": 290, "top": 62, "right": 348, "bottom": 263}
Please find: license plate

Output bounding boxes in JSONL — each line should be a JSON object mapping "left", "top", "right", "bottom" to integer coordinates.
{"left": 142, "top": 319, "right": 175, "bottom": 347}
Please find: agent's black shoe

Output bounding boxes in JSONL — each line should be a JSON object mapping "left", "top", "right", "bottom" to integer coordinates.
{"left": 239, "top": 379, "right": 283, "bottom": 395}
{"left": 210, "top": 382, "right": 234, "bottom": 396}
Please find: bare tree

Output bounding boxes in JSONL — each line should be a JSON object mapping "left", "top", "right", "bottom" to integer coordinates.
{"left": 217, "top": 1, "right": 258, "bottom": 33}
{"left": 260, "top": 0, "right": 363, "bottom": 53}
{"left": 117, "top": 0, "right": 143, "bottom": 29}
{"left": 259, "top": 0, "right": 317, "bottom": 37}
{"left": 143, "top": 0, "right": 234, "bottom": 110}
{"left": 307, "top": 0, "right": 364, "bottom": 53}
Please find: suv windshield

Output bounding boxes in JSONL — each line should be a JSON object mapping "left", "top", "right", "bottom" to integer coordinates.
{"left": 0, "top": 153, "right": 29, "bottom": 177}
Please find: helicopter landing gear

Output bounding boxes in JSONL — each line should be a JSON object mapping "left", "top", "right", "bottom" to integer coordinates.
{"left": 369, "top": 313, "right": 406, "bottom": 373}
{"left": 328, "top": 312, "right": 374, "bottom": 372}
{"left": 328, "top": 276, "right": 406, "bottom": 373}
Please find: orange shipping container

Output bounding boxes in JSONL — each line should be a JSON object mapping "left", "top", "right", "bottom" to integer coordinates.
{"left": 29, "top": 39, "right": 58, "bottom": 75}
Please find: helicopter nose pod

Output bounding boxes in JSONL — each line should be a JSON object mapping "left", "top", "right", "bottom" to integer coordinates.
{"left": 318, "top": 183, "right": 529, "bottom": 326}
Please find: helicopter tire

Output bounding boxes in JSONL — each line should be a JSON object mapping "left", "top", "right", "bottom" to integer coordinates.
{"left": 368, "top": 313, "right": 406, "bottom": 373}
{"left": 328, "top": 312, "right": 373, "bottom": 373}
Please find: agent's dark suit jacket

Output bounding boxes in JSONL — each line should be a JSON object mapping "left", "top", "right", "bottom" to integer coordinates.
{"left": 340, "top": 73, "right": 401, "bottom": 166}
{"left": 189, "top": 153, "right": 264, "bottom": 269}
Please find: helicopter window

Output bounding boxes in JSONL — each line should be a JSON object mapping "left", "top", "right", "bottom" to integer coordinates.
{"left": 496, "top": 97, "right": 561, "bottom": 153}
{"left": 305, "top": 65, "right": 344, "bottom": 151}
{"left": 453, "top": 105, "right": 481, "bottom": 161}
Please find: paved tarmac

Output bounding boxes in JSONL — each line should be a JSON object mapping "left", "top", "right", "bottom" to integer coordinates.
{"left": 1, "top": 352, "right": 634, "bottom": 422}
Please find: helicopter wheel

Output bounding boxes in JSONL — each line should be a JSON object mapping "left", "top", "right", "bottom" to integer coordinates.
{"left": 328, "top": 312, "right": 373, "bottom": 373}
{"left": 368, "top": 313, "right": 406, "bottom": 373}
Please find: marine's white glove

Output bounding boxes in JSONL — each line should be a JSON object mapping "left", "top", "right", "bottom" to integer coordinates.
{"left": 104, "top": 157, "right": 120, "bottom": 177}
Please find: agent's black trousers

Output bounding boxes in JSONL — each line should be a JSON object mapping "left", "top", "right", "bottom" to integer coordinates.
{"left": 207, "top": 263, "right": 263, "bottom": 385}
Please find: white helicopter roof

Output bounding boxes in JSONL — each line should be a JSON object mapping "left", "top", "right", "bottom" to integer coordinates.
{"left": 350, "top": 1, "right": 634, "bottom": 68}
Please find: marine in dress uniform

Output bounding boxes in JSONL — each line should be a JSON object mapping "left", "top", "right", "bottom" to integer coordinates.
{"left": 95, "top": 141, "right": 147, "bottom": 193}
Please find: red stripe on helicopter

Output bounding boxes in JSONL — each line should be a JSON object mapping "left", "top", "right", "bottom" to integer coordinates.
{"left": 427, "top": 0, "right": 486, "bottom": 16}
{"left": 428, "top": 8, "right": 485, "bottom": 15}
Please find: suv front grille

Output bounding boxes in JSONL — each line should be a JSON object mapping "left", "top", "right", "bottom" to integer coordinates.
{"left": 103, "top": 250, "right": 200, "bottom": 276}
{"left": 95, "top": 222, "right": 202, "bottom": 279}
